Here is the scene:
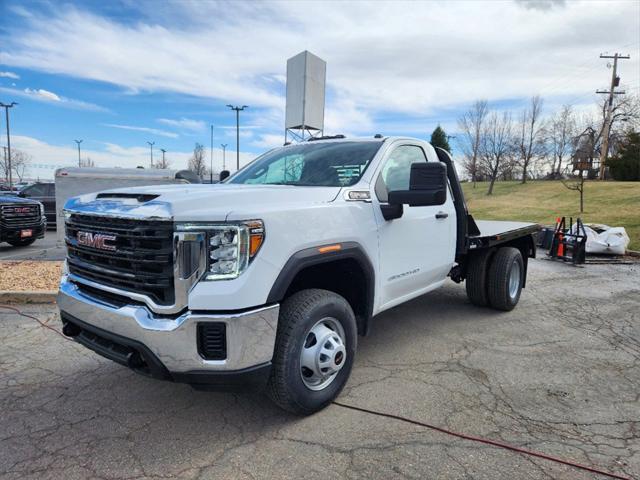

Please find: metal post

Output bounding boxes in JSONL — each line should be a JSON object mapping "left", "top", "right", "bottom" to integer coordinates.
{"left": 210, "top": 124, "right": 214, "bottom": 183}
{"left": 147, "top": 141, "right": 155, "bottom": 168}
{"left": 0, "top": 102, "right": 17, "bottom": 189}
{"left": 221, "top": 144, "right": 227, "bottom": 170}
{"left": 160, "top": 148, "right": 166, "bottom": 168}
{"left": 74, "top": 139, "right": 83, "bottom": 167}
{"left": 226, "top": 105, "right": 248, "bottom": 171}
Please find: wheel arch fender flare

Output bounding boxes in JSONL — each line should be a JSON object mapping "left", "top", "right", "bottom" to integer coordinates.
{"left": 266, "top": 242, "right": 376, "bottom": 335}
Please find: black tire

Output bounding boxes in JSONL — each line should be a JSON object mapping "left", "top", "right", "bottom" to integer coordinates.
{"left": 8, "top": 238, "right": 36, "bottom": 247}
{"left": 487, "top": 247, "right": 524, "bottom": 311}
{"left": 267, "top": 289, "right": 357, "bottom": 415}
{"left": 465, "top": 250, "right": 492, "bottom": 307}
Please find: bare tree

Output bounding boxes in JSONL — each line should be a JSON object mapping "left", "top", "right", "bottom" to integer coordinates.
{"left": 545, "top": 105, "right": 576, "bottom": 177}
{"left": 1, "top": 149, "right": 31, "bottom": 182}
{"left": 595, "top": 94, "right": 639, "bottom": 175}
{"left": 80, "top": 157, "right": 95, "bottom": 168}
{"left": 457, "top": 99, "right": 488, "bottom": 186}
{"left": 188, "top": 143, "right": 209, "bottom": 179}
{"left": 479, "top": 111, "right": 514, "bottom": 195}
{"left": 154, "top": 154, "right": 171, "bottom": 169}
{"left": 517, "top": 95, "right": 545, "bottom": 183}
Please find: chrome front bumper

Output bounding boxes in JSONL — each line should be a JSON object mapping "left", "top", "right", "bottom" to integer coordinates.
{"left": 57, "top": 275, "right": 279, "bottom": 373}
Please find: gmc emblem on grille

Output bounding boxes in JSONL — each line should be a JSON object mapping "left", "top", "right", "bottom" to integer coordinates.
{"left": 77, "top": 231, "right": 117, "bottom": 251}
{"left": 14, "top": 207, "right": 32, "bottom": 213}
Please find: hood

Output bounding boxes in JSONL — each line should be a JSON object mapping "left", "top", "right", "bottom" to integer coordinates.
{"left": 64, "top": 183, "right": 342, "bottom": 222}
{"left": 0, "top": 195, "right": 41, "bottom": 205}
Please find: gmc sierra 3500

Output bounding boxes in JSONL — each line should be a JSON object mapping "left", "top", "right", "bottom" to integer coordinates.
{"left": 58, "top": 136, "right": 539, "bottom": 415}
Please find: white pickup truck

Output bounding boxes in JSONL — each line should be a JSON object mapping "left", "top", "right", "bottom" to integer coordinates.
{"left": 58, "top": 136, "right": 539, "bottom": 414}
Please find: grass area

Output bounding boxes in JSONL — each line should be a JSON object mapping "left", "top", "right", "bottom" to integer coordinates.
{"left": 462, "top": 180, "right": 640, "bottom": 250}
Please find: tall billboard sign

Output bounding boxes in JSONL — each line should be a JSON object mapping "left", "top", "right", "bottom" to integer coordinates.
{"left": 285, "top": 51, "right": 326, "bottom": 142}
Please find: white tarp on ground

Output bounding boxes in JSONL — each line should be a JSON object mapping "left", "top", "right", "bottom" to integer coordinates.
{"left": 572, "top": 224, "right": 631, "bottom": 255}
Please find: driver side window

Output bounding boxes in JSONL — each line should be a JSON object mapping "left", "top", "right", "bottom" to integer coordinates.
{"left": 375, "top": 145, "right": 428, "bottom": 202}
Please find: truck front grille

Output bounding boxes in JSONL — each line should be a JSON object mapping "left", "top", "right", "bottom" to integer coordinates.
{"left": 65, "top": 214, "right": 175, "bottom": 305}
{"left": 0, "top": 204, "right": 42, "bottom": 229}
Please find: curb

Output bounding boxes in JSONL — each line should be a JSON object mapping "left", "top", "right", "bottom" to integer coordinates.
{"left": 0, "top": 291, "right": 57, "bottom": 304}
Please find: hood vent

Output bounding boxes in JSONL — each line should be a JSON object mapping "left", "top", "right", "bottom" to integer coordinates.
{"left": 95, "top": 193, "right": 159, "bottom": 203}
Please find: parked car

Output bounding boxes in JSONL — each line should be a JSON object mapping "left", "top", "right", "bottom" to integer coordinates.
{"left": 58, "top": 136, "right": 539, "bottom": 414}
{"left": 0, "top": 183, "right": 19, "bottom": 195}
{"left": 18, "top": 182, "right": 56, "bottom": 226}
{"left": 0, "top": 195, "right": 46, "bottom": 247}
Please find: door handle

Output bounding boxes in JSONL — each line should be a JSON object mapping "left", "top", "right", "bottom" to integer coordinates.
{"left": 435, "top": 212, "right": 448, "bottom": 219}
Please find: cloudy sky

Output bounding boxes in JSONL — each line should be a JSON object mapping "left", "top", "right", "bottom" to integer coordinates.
{"left": 0, "top": 0, "right": 638, "bottom": 179}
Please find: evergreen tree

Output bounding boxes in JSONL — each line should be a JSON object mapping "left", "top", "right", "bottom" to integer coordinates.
{"left": 430, "top": 125, "right": 451, "bottom": 153}
{"left": 608, "top": 131, "right": 640, "bottom": 181}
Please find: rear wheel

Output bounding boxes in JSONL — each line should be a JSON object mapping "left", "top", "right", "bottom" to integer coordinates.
{"left": 465, "top": 251, "right": 492, "bottom": 306}
{"left": 8, "top": 238, "right": 36, "bottom": 247}
{"left": 487, "top": 247, "right": 524, "bottom": 311}
{"left": 267, "top": 289, "right": 357, "bottom": 415}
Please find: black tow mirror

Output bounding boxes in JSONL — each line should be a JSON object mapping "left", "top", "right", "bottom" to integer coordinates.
{"left": 389, "top": 162, "right": 447, "bottom": 207}
{"left": 219, "top": 170, "right": 230, "bottom": 181}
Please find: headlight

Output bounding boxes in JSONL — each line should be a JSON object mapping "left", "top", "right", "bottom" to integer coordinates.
{"left": 198, "top": 220, "right": 264, "bottom": 281}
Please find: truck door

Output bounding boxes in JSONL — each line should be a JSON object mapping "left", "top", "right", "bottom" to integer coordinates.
{"left": 373, "top": 144, "right": 455, "bottom": 309}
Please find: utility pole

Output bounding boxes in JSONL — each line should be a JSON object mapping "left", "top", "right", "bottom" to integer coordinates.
{"left": 0, "top": 102, "right": 17, "bottom": 189}
{"left": 74, "top": 139, "right": 83, "bottom": 167}
{"left": 210, "top": 124, "right": 214, "bottom": 183}
{"left": 596, "top": 53, "right": 629, "bottom": 180}
{"left": 147, "top": 141, "right": 155, "bottom": 168}
{"left": 226, "top": 105, "right": 248, "bottom": 171}
{"left": 160, "top": 148, "right": 167, "bottom": 169}
{"left": 221, "top": 143, "right": 228, "bottom": 170}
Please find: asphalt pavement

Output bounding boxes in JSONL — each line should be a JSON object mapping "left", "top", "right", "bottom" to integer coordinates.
{"left": 1, "top": 258, "right": 638, "bottom": 479}
{"left": 0, "top": 230, "right": 65, "bottom": 261}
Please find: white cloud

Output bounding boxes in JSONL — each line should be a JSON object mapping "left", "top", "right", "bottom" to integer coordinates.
{"left": 157, "top": 117, "right": 206, "bottom": 132}
{"left": 11, "top": 135, "right": 257, "bottom": 179}
{"left": 103, "top": 123, "right": 179, "bottom": 139}
{"left": 0, "top": 71, "right": 20, "bottom": 79}
{"left": 1, "top": 1, "right": 638, "bottom": 129}
{"left": 25, "top": 87, "right": 60, "bottom": 101}
{"left": 0, "top": 86, "right": 108, "bottom": 112}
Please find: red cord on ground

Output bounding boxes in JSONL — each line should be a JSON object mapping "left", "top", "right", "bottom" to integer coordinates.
{"left": 332, "top": 401, "right": 631, "bottom": 480}
{"left": 0, "top": 304, "right": 71, "bottom": 341}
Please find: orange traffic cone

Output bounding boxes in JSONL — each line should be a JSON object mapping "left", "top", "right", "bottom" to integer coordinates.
{"left": 557, "top": 233, "right": 564, "bottom": 257}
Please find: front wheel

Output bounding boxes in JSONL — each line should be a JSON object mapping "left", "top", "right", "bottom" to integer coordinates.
{"left": 267, "top": 289, "right": 357, "bottom": 415}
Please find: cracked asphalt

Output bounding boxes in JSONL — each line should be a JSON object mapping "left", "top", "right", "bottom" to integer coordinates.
{"left": 1, "top": 258, "right": 639, "bottom": 479}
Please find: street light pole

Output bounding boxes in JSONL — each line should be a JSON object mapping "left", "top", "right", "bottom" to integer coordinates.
{"left": 74, "top": 139, "right": 83, "bottom": 167}
{"left": 210, "top": 124, "right": 214, "bottom": 183}
{"left": 226, "top": 105, "right": 248, "bottom": 171}
{"left": 221, "top": 144, "right": 228, "bottom": 170}
{"left": 147, "top": 141, "right": 155, "bottom": 168}
{"left": 0, "top": 102, "right": 17, "bottom": 189}
{"left": 160, "top": 148, "right": 166, "bottom": 168}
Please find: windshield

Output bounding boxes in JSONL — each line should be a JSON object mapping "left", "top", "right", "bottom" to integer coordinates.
{"left": 228, "top": 141, "right": 383, "bottom": 187}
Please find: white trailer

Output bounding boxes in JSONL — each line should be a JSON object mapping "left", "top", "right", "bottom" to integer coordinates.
{"left": 54, "top": 167, "right": 205, "bottom": 245}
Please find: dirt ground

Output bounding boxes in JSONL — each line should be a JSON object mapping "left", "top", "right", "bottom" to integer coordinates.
{"left": 1, "top": 258, "right": 639, "bottom": 479}
{"left": 0, "top": 261, "right": 62, "bottom": 291}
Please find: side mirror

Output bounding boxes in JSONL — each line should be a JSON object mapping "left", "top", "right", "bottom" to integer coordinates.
{"left": 388, "top": 162, "right": 447, "bottom": 207}
{"left": 219, "top": 170, "right": 230, "bottom": 181}
{"left": 18, "top": 191, "right": 27, "bottom": 198}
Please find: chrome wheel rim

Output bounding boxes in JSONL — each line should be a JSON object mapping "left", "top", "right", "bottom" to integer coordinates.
{"left": 300, "top": 317, "right": 347, "bottom": 391}
{"left": 508, "top": 261, "right": 521, "bottom": 300}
